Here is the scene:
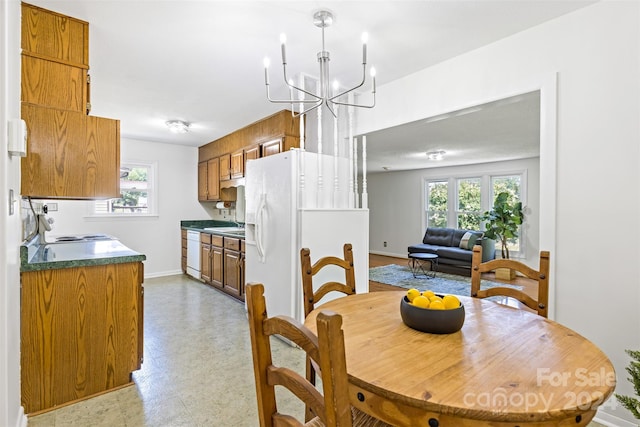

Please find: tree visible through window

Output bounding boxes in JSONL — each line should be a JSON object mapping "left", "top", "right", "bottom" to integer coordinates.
{"left": 94, "top": 163, "right": 154, "bottom": 215}
{"left": 457, "top": 178, "right": 481, "bottom": 230}
{"left": 426, "top": 180, "right": 447, "bottom": 228}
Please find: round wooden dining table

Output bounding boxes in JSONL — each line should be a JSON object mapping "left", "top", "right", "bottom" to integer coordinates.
{"left": 304, "top": 291, "right": 616, "bottom": 427}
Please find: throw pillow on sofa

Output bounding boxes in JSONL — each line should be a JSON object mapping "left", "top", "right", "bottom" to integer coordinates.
{"left": 459, "top": 231, "right": 481, "bottom": 250}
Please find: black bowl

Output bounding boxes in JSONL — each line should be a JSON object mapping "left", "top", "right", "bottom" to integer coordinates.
{"left": 400, "top": 295, "right": 465, "bottom": 334}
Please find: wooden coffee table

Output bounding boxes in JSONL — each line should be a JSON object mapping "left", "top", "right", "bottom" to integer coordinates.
{"left": 408, "top": 252, "right": 438, "bottom": 278}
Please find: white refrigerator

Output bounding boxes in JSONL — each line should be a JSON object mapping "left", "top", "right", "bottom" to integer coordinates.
{"left": 244, "top": 149, "right": 369, "bottom": 323}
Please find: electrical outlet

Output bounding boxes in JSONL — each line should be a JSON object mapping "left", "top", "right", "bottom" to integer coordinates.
{"left": 46, "top": 203, "right": 58, "bottom": 212}
{"left": 383, "top": 241, "right": 387, "bottom": 247}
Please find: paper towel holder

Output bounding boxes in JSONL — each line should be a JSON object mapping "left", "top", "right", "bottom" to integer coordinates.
{"left": 216, "top": 201, "right": 234, "bottom": 209}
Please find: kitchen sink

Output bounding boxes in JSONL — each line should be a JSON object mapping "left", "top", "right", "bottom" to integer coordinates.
{"left": 203, "top": 227, "right": 245, "bottom": 232}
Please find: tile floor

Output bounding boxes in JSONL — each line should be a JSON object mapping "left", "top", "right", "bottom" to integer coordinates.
{"left": 28, "top": 274, "right": 304, "bottom": 426}
{"left": 27, "top": 274, "right": 608, "bottom": 427}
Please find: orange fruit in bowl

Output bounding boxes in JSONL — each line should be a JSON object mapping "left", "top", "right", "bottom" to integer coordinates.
{"left": 406, "top": 288, "right": 421, "bottom": 302}
{"left": 422, "top": 290, "right": 435, "bottom": 299}
{"left": 442, "top": 295, "right": 461, "bottom": 310}
{"left": 412, "top": 295, "right": 431, "bottom": 308}
{"left": 429, "top": 300, "right": 445, "bottom": 310}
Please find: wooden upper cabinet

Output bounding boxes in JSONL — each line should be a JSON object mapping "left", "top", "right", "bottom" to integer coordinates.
{"left": 21, "top": 56, "right": 88, "bottom": 113}
{"left": 21, "top": 104, "right": 120, "bottom": 199}
{"left": 219, "top": 153, "right": 231, "bottom": 181}
{"left": 207, "top": 158, "right": 220, "bottom": 200}
{"left": 21, "top": 3, "right": 89, "bottom": 67}
{"left": 20, "top": 3, "right": 120, "bottom": 199}
{"left": 262, "top": 138, "right": 283, "bottom": 157}
{"left": 230, "top": 149, "right": 244, "bottom": 179}
{"left": 21, "top": 3, "right": 89, "bottom": 114}
{"left": 198, "top": 158, "right": 220, "bottom": 201}
{"left": 244, "top": 144, "right": 260, "bottom": 171}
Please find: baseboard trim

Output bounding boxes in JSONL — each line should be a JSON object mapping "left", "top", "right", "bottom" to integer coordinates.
{"left": 144, "top": 269, "right": 183, "bottom": 279}
{"left": 370, "top": 250, "right": 408, "bottom": 259}
{"left": 17, "top": 406, "right": 27, "bottom": 427}
{"left": 594, "top": 408, "right": 638, "bottom": 427}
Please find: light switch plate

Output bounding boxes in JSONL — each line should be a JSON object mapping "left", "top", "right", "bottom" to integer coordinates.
{"left": 9, "top": 189, "right": 14, "bottom": 215}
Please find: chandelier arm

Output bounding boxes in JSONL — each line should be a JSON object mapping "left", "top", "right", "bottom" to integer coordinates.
{"left": 266, "top": 83, "right": 321, "bottom": 104}
{"left": 291, "top": 100, "right": 324, "bottom": 118}
{"left": 282, "top": 63, "right": 325, "bottom": 102}
{"left": 331, "top": 96, "right": 376, "bottom": 109}
{"left": 328, "top": 65, "right": 367, "bottom": 102}
{"left": 324, "top": 99, "right": 338, "bottom": 118}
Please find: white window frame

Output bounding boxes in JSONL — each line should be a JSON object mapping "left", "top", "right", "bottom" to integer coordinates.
{"left": 455, "top": 176, "right": 482, "bottom": 230}
{"left": 88, "top": 161, "right": 158, "bottom": 218}
{"left": 424, "top": 179, "right": 449, "bottom": 229}
{"left": 423, "top": 169, "right": 527, "bottom": 258}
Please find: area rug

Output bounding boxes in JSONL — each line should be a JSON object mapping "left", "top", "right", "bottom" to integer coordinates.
{"left": 369, "top": 264, "right": 523, "bottom": 295}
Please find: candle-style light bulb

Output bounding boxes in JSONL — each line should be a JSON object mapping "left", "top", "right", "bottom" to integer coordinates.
{"left": 332, "top": 79, "right": 339, "bottom": 95}
{"left": 263, "top": 57, "right": 270, "bottom": 84}
{"left": 361, "top": 32, "right": 368, "bottom": 64}
{"left": 370, "top": 67, "right": 377, "bottom": 93}
{"left": 280, "top": 33, "right": 287, "bottom": 64}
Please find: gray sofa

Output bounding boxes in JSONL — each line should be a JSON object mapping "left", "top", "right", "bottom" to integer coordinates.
{"left": 408, "top": 227, "right": 496, "bottom": 276}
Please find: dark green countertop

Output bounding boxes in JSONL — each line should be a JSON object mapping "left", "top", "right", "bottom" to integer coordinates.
{"left": 181, "top": 220, "right": 245, "bottom": 239}
{"left": 21, "top": 236, "right": 146, "bottom": 272}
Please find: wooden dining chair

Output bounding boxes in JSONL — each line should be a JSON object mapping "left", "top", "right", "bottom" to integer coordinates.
{"left": 246, "top": 283, "right": 390, "bottom": 427}
{"left": 471, "top": 245, "right": 550, "bottom": 318}
{"left": 300, "top": 243, "right": 356, "bottom": 318}
{"left": 300, "top": 243, "right": 357, "bottom": 397}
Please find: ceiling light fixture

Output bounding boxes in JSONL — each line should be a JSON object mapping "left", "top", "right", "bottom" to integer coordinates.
{"left": 426, "top": 150, "right": 446, "bottom": 161}
{"left": 165, "top": 120, "right": 190, "bottom": 134}
{"left": 263, "top": 10, "right": 376, "bottom": 118}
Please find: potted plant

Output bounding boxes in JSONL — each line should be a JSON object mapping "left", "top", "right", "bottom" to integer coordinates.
{"left": 616, "top": 349, "right": 640, "bottom": 420}
{"left": 481, "top": 192, "right": 524, "bottom": 280}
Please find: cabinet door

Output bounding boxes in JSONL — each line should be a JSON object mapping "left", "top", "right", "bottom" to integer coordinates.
{"left": 244, "top": 145, "right": 260, "bottom": 172}
{"left": 21, "top": 3, "right": 89, "bottom": 67}
{"left": 206, "top": 158, "right": 220, "bottom": 200}
{"left": 200, "top": 244, "right": 211, "bottom": 283}
{"left": 85, "top": 115, "right": 120, "bottom": 198}
{"left": 21, "top": 56, "right": 88, "bottom": 113}
{"left": 223, "top": 250, "right": 242, "bottom": 298}
{"left": 21, "top": 104, "right": 119, "bottom": 199}
{"left": 219, "top": 154, "right": 231, "bottom": 181}
{"left": 262, "top": 139, "right": 283, "bottom": 157}
{"left": 230, "top": 149, "right": 244, "bottom": 179}
{"left": 197, "top": 162, "right": 208, "bottom": 201}
{"left": 211, "top": 246, "right": 223, "bottom": 288}
{"left": 181, "top": 230, "right": 187, "bottom": 273}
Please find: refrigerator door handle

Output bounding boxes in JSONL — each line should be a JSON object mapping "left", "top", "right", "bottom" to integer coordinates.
{"left": 255, "top": 194, "right": 266, "bottom": 262}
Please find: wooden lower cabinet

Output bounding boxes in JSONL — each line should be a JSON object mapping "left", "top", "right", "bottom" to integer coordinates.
{"left": 191, "top": 231, "right": 244, "bottom": 301}
{"left": 21, "top": 261, "right": 144, "bottom": 414}
{"left": 200, "top": 234, "right": 223, "bottom": 288}
{"left": 211, "top": 243, "right": 223, "bottom": 288}
{"left": 181, "top": 230, "right": 187, "bottom": 273}
{"left": 223, "top": 237, "right": 243, "bottom": 300}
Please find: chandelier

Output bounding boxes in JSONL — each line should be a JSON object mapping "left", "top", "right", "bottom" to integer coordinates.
{"left": 263, "top": 10, "right": 376, "bottom": 118}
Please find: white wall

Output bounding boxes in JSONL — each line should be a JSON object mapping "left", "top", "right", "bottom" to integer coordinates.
{"left": 1, "top": 0, "right": 26, "bottom": 425}
{"left": 41, "top": 137, "right": 215, "bottom": 277}
{"left": 369, "top": 157, "right": 540, "bottom": 266}
{"left": 358, "top": 2, "right": 640, "bottom": 424}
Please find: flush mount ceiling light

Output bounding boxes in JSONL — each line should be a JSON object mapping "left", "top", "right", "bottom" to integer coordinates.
{"left": 263, "top": 9, "right": 376, "bottom": 118}
{"left": 165, "top": 120, "right": 190, "bottom": 134}
{"left": 426, "top": 150, "right": 446, "bottom": 161}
